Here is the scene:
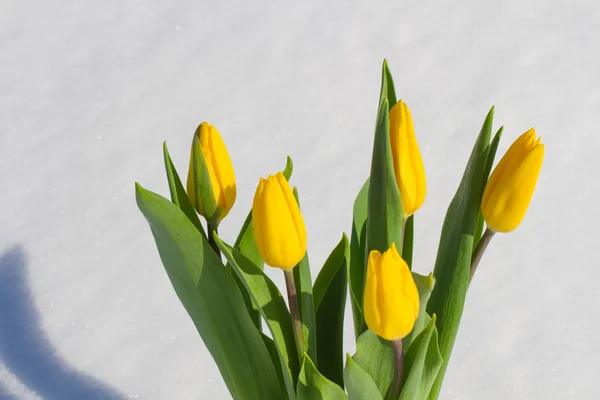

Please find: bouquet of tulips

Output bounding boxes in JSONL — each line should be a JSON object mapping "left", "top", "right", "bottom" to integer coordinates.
{"left": 135, "top": 60, "right": 544, "bottom": 400}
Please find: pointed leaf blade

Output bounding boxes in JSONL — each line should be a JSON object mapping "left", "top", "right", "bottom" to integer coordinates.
{"left": 313, "top": 234, "right": 349, "bottom": 387}
{"left": 297, "top": 354, "right": 348, "bottom": 400}
{"left": 214, "top": 235, "right": 298, "bottom": 400}
{"left": 135, "top": 183, "right": 281, "bottom": 400}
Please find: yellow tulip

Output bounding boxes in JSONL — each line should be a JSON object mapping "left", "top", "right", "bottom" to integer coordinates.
{"left": 186, "top": 122, "right": 236, "bottom": 224}
{"left": 481, "top": 128, "right": 544, "bottom": 233}
{"left": 389, "top": 100, "right": 426, "bottom": 216}
{"left": 252, "top": 172, "right": 307, "bottom": 270}
{"left": 364, "top": 243, "right": 419, "bottom": 341}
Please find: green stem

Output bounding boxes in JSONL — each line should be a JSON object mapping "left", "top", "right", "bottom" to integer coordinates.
{"left": 207, "top": 224, "right": 221, "bottom": 259}
{"left": 284, "top": 269, "right": 304, "bottom": 360}
{"left": 469, "top": 227, "right": 495, "bottom": 283}
{"left": 386, "top": 339, "right": 404, "bottom": 400}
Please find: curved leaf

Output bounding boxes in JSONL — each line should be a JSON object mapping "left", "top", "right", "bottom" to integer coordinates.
{"left": 367, "top": 61, "right": 403, "bottom": 255}
{"left": 135, "top": 183, "right": 281, "bottom": 400}
{"left": 402, "top": 215, "right": 414, "bottom": 269}
{"left": 403, "top": 272, "right": 435, "bottom": 350}
{"left": 352, "top": 330, "right": 394, "bottom": 397}
{"left": 297, "top": 354, "right": 348, "bottom": 400}
{"left": 214, "top": 235, "right": 298, "bottom": 400}
{"left": 293, "top": 187, "right": 317, "bottom": 364}
{"left": 313, "top": 234, "right": 349, "bottom": 387}
{"left": 474, "top": 127, "right": 503, "bottom": 249}
{"left": 426, "top": 107, "right": 495, "bottom": 399}
{"left": 163, "top": 142, "right": 206, "bottom": 238}
{"left": 400, "top": 316, "right": 443, "bottom": 400}
{"left": 344, "top": 355, "right": 383, "bottom": 400}
{"left": 349, "top": 179, "right": 369, "bottom": 339}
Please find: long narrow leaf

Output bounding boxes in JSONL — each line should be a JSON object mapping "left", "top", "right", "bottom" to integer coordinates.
{"left": 403, "top": 272, "right": 436, "bottom": 350}
{"left": 163, "top": 142, "right": 206, "bottom": 238}
{"left": 313, "top": 234, "right": 349, "bottom": 387}
{"left": 426, "top": 107, "right": 495, "bottom": 399}
{"left": 349, "top": 179, "right": 369, "bottom": 339}
{"left": 367, "top": 62, "right": 403, "bottom": 255}
{"left": 473, "top": 127, "right": 503, "bottom": 249}
{"left": 135, "top": 183, "right": 281, "bottom": 400}
{"left": 399, "top": 316, "right": 443, "bottom": 400}
{"left": 402, "top": 215, "right": 415, "bottom": 269}
{"left": 214, "top": 235, "right": 298, "bottom": 400}
{"left": 292, "top": 187, "right": 317, "bottom": 364}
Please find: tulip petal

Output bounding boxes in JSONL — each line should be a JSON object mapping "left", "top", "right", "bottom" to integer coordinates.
{"left": 482, "top": 128, "right": 537, "bottom": 211}
{"left": 483, "top": 143, "right": 544, "bottom": 232}
{"left": 252, "top": 173, "right": 306, "bottom": 269}
{"left": 389, "top": 100, "right": 426, "bottom": 216}
{"left": 364, "top": 244, "right": 419, "bottom": 341}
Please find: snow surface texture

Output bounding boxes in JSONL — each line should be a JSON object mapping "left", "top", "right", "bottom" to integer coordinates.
{"left": 1, "top": 1, "right": 598, "bottom": 399}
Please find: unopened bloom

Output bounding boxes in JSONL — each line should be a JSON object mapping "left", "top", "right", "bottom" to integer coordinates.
{"left": 252, "top": 172, "right": 306, "bottom": 269}
{"left": 364, "top": 243, "right": 419, "bottom": 341}
{"left": 481, "top": 128, "right": 544, "bottom": 233}
{"left": 186, "top": 122, "right": 236, "bottom": 224}
{"left": 389, "top": 100, "right": 426, "bottom": 216}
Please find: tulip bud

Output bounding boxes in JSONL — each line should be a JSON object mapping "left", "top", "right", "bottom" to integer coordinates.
{"left": 364, "top": 243, "right": 419, "bottom": 341}
{"left": 389, "top": 100, "right": 427, "bottom": 216}
{"left": 252, "top": 172, "right": 307, "bottom": 270}
{"left": 186, "top": 122, "right": 236, "bottom": 225}
{"left": 481, "top": 128, "right": 544, "bottom": 233}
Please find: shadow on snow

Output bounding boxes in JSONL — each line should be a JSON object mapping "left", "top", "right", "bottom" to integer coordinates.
{"left": 0, "top": 246, "right": 124, "bottom": 399}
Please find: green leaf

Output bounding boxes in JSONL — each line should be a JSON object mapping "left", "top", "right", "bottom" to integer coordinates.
{"left": 261, "top": 333, "right": 287, "bottom": 396}
{"left": 214, "top": 235, "right": 298, "bottom": 400}
{"left": 135, "top": 183, "right": 281, "bottom": 400}
{"left": 163, "top": 142, "right": 206, "bottom": 238}
{"left": 383, "top": 59, "right": 398, "bottom": 111}
{"left": 313, "top": 234, "right": 349, "bottom": 387}
{"left": 233, "top": 211, "right": 263, "bottom": 269}
{"left": 293, "top": 187, "right": 318, "bottom": 364}
{"left": 352, "top": 330, "right": 394, "bottom": 397}
{"left": 283, "top": 155, "right": 294, "bottom": 180}
{"left": 228, "top": 156, "right": 294, "bottom": 330}
{"left": 297, "top": 354, "right": 348, "bottom": 400}
{"left": 349, "top": 179, "right": 369, "bottom": 339}
{"left": 426, "top": 107, "right": 495, "bottom": 399}
{"left": 402, "top": 215, "right": 414, "bottom": 269}
{"left": 474, "top": 127, "right": 503, "bottom": 249}
{"left": 189, "top": 128, "right": 219, "bottom": 223}
{"left": 344, "top": 355, "right": 383, "bottom": 400}
{"left": 399, "top": 316, "right": 443, "bottom": 400}
{"left": 229, "top": 211, "right": 262, "bottom": 331}
{"left": 403, "top": 272, "right": 436, "bottom": 350}
{"left": 367, "top": 61, "right": 403, "bottom": 255}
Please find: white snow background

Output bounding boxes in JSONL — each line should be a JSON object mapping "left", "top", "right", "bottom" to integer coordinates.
{"left": 1, "top": 1, "right": 598, "bottom": 399}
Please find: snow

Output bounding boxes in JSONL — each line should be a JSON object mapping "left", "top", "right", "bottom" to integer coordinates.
{"left": 1, "top": 1, "right": 598, "bottom": 399}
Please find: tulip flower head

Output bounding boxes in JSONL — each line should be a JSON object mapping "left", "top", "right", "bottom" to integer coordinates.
{"left": 481, "top": 128, "right": 544, "bottom": 233}
{"left": 389, "top": 100, "right": 427, "bottom": 216}
{"left": 186, "top": 122, "right": 236, "bottom": 224}
{"left": 252, "top": 172, "right": 307, "bottom": 270}
{"left": 364, "top": 243, "right": 419, "bottom": 341}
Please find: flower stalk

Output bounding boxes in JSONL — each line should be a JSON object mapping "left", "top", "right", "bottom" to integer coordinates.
{"left": 284, "top": 269, "right": 304, "bottom": 360}
{"left": 387, "top": 339, "right": 404, "bottom": 400}
{"left": 469, "top": 228, "right": 495, "bottom": 283}
{"left": 208, "top": 224, "right": 221, "bottom": 259}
